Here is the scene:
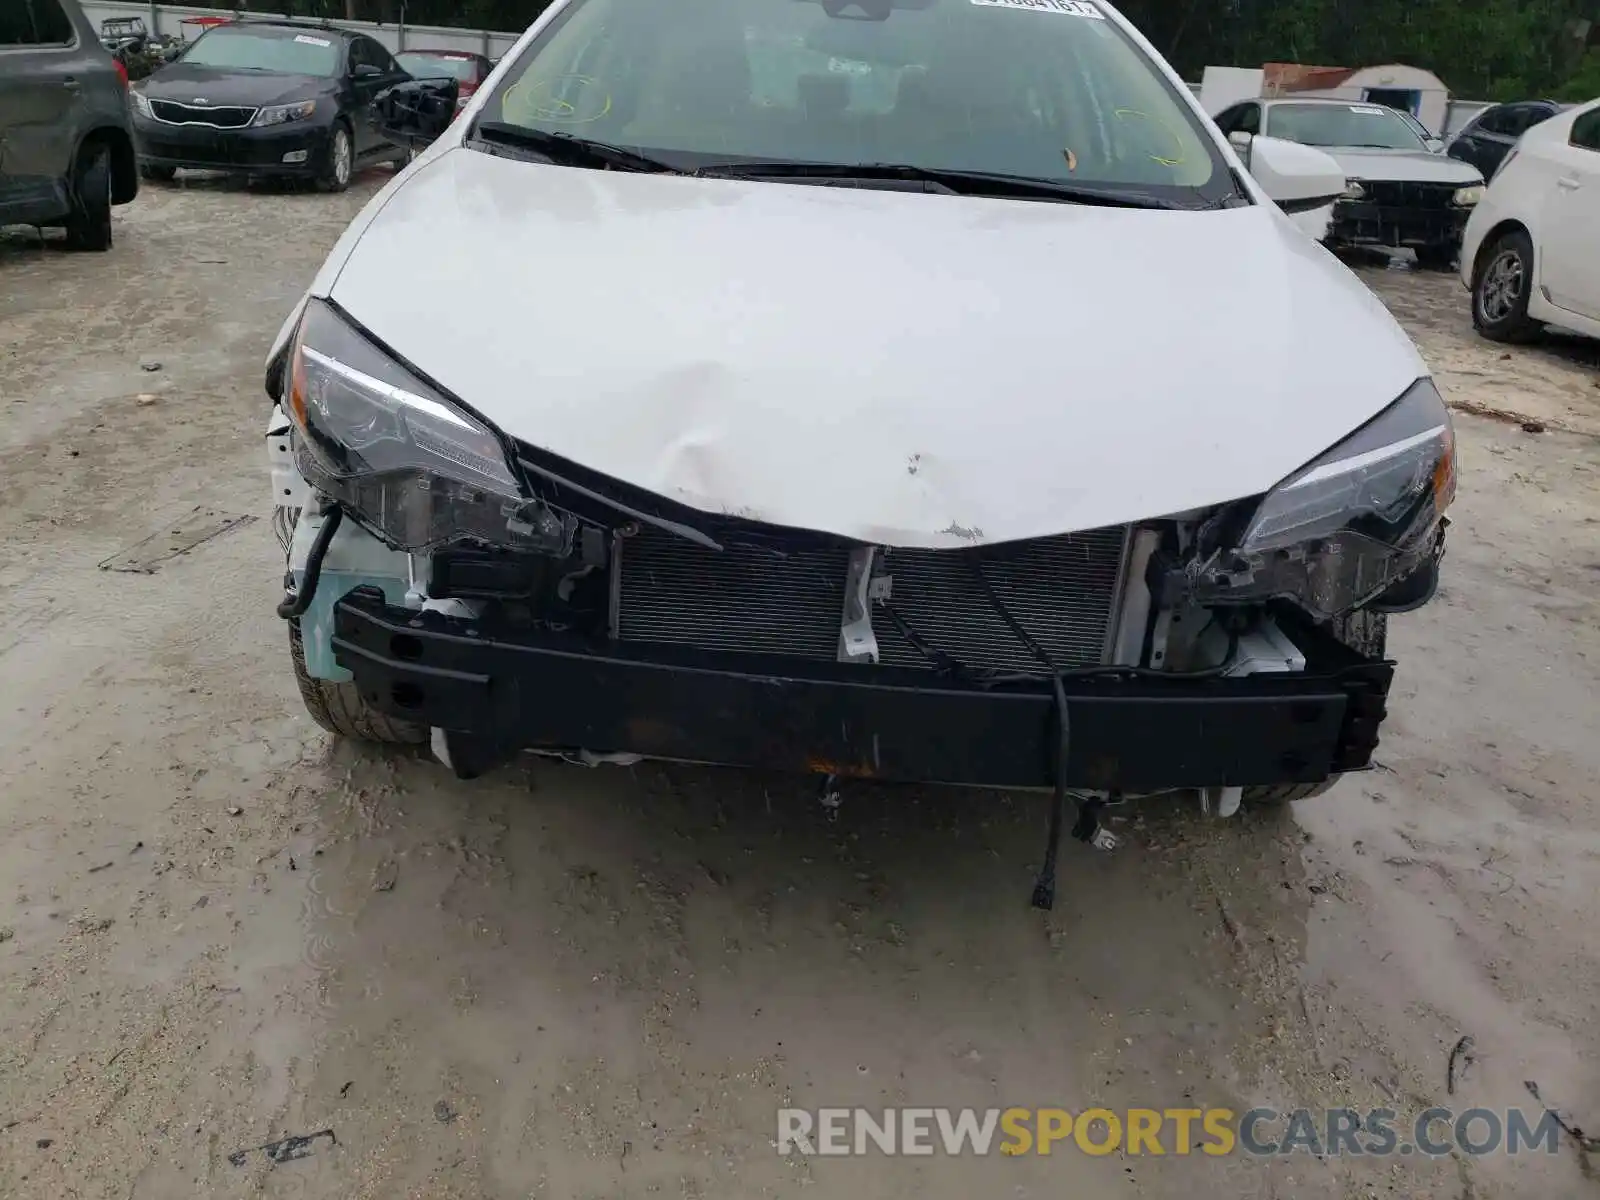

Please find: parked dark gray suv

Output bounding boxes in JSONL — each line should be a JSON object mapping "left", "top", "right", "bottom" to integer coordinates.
{"left": 1446, "top": 101, "right": 1564, "bottom": 181}
{"left": 0, "top": 0, "right": 138, "bottom": 250}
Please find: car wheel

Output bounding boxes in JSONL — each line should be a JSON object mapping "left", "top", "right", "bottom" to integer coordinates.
{"left": 391, "top": 144, "right": 415, "bottom": 171}
{"left": 64, "top": 142, "right": 114, "bottom": 252}
{"left": 317, "top": 122, "right": 354, "bottom": 193}
{"left": 140, "top": 164, "right": 177, "bottom": 183}
{"left": 1243, "top": 609, "right": 1388, "bottom": 807}
{"left": 1472, "top": 229, "right": 1541, "bottom": 343}
{"left": 289, "top": 620, "right": 426, "bottom": 744}
{"left": 1413, "top": 243, "right": 1457, "bottom": 271}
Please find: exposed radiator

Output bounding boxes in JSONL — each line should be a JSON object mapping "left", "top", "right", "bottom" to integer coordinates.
{"left": 615, "top": 524, "right": 1130, "bottom": 674}
{"left": 1363, "top": 180, "right": 1458, "bottom": 210}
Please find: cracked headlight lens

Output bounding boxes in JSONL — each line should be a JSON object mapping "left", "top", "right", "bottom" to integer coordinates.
{"left": 1192, "top": 378, "right": 1455, "bottom": 620}
{"left": 286, "top": 298, "right": 572, "bottom": 554}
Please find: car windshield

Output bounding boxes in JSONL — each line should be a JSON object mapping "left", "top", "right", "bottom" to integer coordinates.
{"left": 1266, "top": 103, "right": 1428, "bottom": 151}
{"left": 475, "top": 0, "right": 1231, "bottom": 206}
{"left": 180, "top": 27, "right": 341, "bottom": 76}
{"left": 397, "top": 52, "right": 479, "bottom": 82}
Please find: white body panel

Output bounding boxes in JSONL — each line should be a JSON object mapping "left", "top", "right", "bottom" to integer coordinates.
{"left": 1461, "top": 99, "right": 1600, "bottom": 339}
{"left": 325, "top": 148, "right": 1421, "bottom": 547}
{"left": 1290, "top": 202, "right": 1336, "bottom": 241}
{"left": 269, "top": 0, "right": 1429, "bottom": 549}
{"left": 1198, "top": 66, "right": 1265, "bottom": 116}
{"left": 1239, "top": 135, "right": 1349, "bottom": 209}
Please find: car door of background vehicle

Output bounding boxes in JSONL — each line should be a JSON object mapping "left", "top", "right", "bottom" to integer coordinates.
{"left": 1539, "top": 109, "right": 1600, "bottom": 321}
{"left": 348, "top": 35, "right": 400, "bottom": 157}
{"left": 0, "top": 0, "right": 88, "bottom": 219}
{"left": 1213, "top": 101, "right": 1260, "bottom": 139}
{"left": 1450, "top": 106, "right": 1516, "bottom": 177}
{"left": 1486, "top": 104, "right": 1549, "bottom": 176}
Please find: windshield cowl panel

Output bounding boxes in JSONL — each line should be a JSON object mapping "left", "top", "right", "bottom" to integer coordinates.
{"left": 472, "top": 0, "right": 1239, "bottom": 209}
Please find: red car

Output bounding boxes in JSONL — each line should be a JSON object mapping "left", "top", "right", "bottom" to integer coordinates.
{"left": 394, "top": 49, "right": 494, "bottom": 116}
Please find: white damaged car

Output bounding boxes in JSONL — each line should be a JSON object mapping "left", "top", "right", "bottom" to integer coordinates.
{"left": 265, "top": 0, "right": 1454, "bottom": 904}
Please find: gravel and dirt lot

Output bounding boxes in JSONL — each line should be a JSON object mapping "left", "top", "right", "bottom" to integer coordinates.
{"left": 2, "top": 179, "right": 1598, "bottom": 1200}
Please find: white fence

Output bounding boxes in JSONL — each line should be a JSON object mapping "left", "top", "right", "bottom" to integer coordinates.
{"left": 79, "top": 1, "right": 528, "bottom": 59}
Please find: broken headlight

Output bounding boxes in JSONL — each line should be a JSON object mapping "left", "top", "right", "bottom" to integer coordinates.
{"left": 1191, "top": 377, "right": 1455, "bottom": 621}
{"left": 286, "top": 299, "right": 572, "bottom": 554}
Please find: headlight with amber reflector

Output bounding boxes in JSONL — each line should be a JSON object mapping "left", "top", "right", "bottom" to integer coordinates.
{"left": 1191, "top": 378, "right": 1454, "bottom": 620}
{"left": 286, "top": 298, "right": 573, "bottom": 554}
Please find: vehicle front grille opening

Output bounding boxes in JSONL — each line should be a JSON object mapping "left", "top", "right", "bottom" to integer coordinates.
{"left": 615, "top": 524, "right": 1129, "bottom": 673}
{"left": 150, "top": 100, "right": 257, "bottom": 128}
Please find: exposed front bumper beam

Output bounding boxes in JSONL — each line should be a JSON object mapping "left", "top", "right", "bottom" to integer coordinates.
{"left": 1330, "top": 200, "right": 1470, "bottom": 249}
{"left": 331, "top": 588, "right": 1393, "bottom": 791}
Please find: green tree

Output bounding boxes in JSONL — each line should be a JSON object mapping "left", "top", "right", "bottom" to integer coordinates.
{"left": 262, "top": 0, "right": 1595, "bottom": 103}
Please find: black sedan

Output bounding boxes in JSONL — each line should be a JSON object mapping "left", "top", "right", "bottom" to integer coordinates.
{"left": 129, "top": 20, "right": 410, "bottom": 190}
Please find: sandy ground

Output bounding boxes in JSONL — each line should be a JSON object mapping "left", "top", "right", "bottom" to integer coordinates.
{"left": 1, "top": 181, "right": 1598, "bottom": 1200}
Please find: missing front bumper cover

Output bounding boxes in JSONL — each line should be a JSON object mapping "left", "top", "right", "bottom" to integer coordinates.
{"left": 329, "top": 587, "right": 1392, "bottom": 791}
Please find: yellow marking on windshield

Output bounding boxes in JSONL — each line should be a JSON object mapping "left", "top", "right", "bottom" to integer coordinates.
{"left": 1113, "top": 107, "right": 1186, "bottom": 167}
{"left": 504, "top": 74, "right": 613, "bottom": 125}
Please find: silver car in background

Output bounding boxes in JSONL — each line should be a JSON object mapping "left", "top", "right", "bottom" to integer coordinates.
{"left": 1215, "top": 96, "right": 1484, "bottom": 269}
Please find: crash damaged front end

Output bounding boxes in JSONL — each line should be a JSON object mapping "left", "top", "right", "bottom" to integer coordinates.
{"left": 267, "top": 298, "right": 1452, "bottom": 820}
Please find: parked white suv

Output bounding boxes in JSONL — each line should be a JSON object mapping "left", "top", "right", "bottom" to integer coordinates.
{"left": 265, "top": 0, "right": 1454, "bottom": 906}
{"left": 1461, "top": 97, "right": 1600, "bottom": 342}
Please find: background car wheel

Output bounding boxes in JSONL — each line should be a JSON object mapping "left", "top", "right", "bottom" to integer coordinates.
{"left": 289, "top": 620, "right": 426, "bottom": 744}
{"left": 140, "top": 164, "right": 177, "bottom": 183}
{"left": 391, "top": 145, "right": 415, "bottom": 171}
{"left": 1243, "top": 609, "right": 1388, "bottom": 807}
{"left": 317, "top": 123, "right": 354, "bottom": 193}
{"left": 1472, "top": 229, "right": 1541, "bottom": 343}
{"left": 64, "top": 142, "right": 114, "bottom": 252}
{"left": 1413, "top": 243, "right": 1457, "bottom": 271}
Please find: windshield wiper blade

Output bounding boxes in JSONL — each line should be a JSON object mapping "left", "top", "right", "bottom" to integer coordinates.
{"left": 692, "top": 160, "right": 1186, "bottom": 208}
{"left": 473, "top": 121, "right": 683, "bottom": 174}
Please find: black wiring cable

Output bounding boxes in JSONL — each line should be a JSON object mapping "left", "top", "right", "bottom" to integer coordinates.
{"left": 276, "top": 504, "right": 343, "bottom": 620}
{"left": 968, "top": 561, "right": 1077, "bottom": 910}
{"left": 785, "top": 544, "right": 1242, "bottom": 911}
{"left": 875, "top": 601, "right": 982, "bottom": 683}
{"left": 965, "top": 560, "right": 1240, "bottom": 910}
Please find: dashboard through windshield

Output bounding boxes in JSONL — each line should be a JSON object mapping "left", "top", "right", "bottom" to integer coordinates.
{"left": 1265, "top": 103, "right": 1429, "bottom": 151}
{"left": 474, "top": 0, "right": 1235, "bottom": 207}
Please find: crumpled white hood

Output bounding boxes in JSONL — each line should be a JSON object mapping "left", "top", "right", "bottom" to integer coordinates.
{"left": 326, "top": 147, "right": 1426, "bottom": 548}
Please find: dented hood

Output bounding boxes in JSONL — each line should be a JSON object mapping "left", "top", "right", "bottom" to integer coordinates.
{"left": 327, "top": 147, "right": 1427, "bottom": 548}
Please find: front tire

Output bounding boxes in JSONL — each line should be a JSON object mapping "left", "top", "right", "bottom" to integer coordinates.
{"left": 1472, "top": 229, "right": 1541, "bottom": 343}
{"left": 1243, "top": 609, "right": 1388, "bottom": 806}
{"left": 289, "top": 620, "right": 426, "bottom": 744}
{"left": 64, "top": 142, "right": 114, "bottom": 252}
{"left": 140, "top": 164, "right": 177, "bottom": 183}
{"left": 317, "top": 122, "right": 354, "bottom": 193}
